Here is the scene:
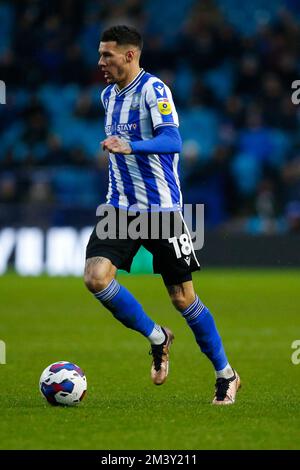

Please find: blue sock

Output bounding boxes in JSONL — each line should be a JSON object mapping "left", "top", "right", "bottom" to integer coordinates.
{"left": 181, "top": 296, "right": 228, "bottom": 371}
{"left": 94, "top": 279, "right": 155, "bottom": 337}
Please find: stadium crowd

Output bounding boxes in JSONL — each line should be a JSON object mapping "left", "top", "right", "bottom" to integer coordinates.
{"left": 0, "top": 0, "right": 300, "bottom": 232}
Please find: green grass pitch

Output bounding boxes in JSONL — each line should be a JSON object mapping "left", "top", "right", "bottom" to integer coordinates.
{"left": 1, "top": 269, "right": 300, "bottom": 450}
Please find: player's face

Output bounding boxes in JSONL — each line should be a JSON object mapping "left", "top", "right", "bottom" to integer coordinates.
{"left": 98, "top": 41, "right": 131, "bottom": 85}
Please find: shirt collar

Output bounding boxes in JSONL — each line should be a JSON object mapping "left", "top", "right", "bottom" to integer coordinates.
{"left": 115, "top": 68, "right": 145, "bottom": 96}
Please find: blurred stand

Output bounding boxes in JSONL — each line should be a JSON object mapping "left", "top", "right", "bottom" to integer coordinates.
{"left": 1, "top": 0, "right": 300, "bottom": 262}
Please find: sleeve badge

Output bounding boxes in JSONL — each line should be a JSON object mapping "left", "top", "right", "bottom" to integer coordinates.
{"left": 157, "top": 98, "right": 172, "bottom": 115}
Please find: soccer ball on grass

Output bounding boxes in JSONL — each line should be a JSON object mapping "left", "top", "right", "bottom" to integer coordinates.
{"left": 39, "top": 361, "right": 87, "bottom": 406}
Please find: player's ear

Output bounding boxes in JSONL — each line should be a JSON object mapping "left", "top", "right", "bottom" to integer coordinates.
{"left": 125, "top": 50, "right": 135, "bottom": 63}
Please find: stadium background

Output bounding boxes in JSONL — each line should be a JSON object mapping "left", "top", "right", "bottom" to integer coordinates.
{"left": 1, "top": 0, "right": 300, "bottom": 274}
{"left": 1, "top": 0, "right": 300, "bottom": 451}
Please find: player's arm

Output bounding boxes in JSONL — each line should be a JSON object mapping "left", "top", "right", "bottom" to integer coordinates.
{"left": 130, "top": 125, "right": 182, "bottom": 154}
{"left": 101, "top": 125, "right": 182, "bottom": 155}
{"left": 102, "top": 80, "right": 182, "bottom": 155}
{"left": 131, "top": 80, "right": 182, "bottom": 154}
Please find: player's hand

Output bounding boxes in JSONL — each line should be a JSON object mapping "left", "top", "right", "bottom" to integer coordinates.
{"left": 101, "top": 136, "right": 132, "bottom": 155}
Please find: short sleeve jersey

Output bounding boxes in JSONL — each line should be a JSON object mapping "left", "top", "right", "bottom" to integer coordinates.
{"left": 101, "top": 69, "right": 182, "bottom": 211}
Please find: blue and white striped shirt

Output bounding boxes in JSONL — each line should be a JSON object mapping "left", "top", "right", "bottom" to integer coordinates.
{"left": 101, "top": 69, "right": 182, "bottom": 212}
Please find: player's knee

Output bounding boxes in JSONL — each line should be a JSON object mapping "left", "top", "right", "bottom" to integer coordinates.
{"left": 167, "top": 281, "right": 196, "bottom": 312}
{"left": 84, "top": 258, "right": 115, "bottom": 293}
{"left": 170, "top": 293, "right": 189, "bottom": 312}
{"left": 169, "top": 289, "right": 197, "bottom": 312}
{"left": 84, "top": 271, "right": 113, "bottom": 293}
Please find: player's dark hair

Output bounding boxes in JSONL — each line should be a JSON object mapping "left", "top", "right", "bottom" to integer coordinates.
{"left": 101, "top": 25, "right": 143, "bottom": 50}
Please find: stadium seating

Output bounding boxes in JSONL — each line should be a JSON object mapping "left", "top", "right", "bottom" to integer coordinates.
{"left": 0, "top": 0, "right": 299, "bottom": 232}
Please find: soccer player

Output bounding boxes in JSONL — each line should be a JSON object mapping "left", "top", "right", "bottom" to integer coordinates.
{"left": 84, "top": 25, "right": 241, "bottom": 404}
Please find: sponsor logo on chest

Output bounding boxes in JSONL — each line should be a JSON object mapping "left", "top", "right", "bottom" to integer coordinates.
{"left": 105, "top": 122, "right": 138, "bottom": 135}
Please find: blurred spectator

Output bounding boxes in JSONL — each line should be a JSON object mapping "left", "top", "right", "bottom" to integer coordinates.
{"left": 183, "top": 144, "right": 237, "bottom": 227}
{"left": 235, "top": 55, "right": 262, "bottom": 98}
{"left": 239, "top": 110, "right": 274, "bottom": 164}
{"left": 74, "top": 92, "right": 100, "bottom": 120}
{"left": 285, "top": 201, "right": 300, "bottom": 233}
{"left": 44, "top": 135, "right": 69, "bottom": 166}
{"left": 0, "top": 172, "right": 18, "bottom": 203}
{"left": 282, "top": 153, "right": 300, "bottom": 190}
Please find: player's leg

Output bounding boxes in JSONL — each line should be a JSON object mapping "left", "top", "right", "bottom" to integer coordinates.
{"left": 166, "top": 279, "right": 240, "bottom": 405}
{"left": 84, "top": 255, "right": 166, "bottom": 342}
{"left": 166, "top": 279, "right": 230, "bottom": 371}
{"left": 149, "top": 210, "right": 240, "bottom": 403}
{"left": 84, "top": 211, "right": 171, "bottom": 379}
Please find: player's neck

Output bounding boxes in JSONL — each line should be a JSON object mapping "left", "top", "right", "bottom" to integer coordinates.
{"left": 117, "top": 66, "right": 142, "bottom": 90}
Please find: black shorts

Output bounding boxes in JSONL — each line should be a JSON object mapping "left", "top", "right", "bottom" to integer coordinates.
{"left": 86, "top": 207, "right": 201, "bottom": 286}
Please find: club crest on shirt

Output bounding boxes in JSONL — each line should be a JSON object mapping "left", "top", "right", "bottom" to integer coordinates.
{"left": 130, "top": 93, "right": 141, "bottom": 110}
{"left": 157, "top": 98, "right": 172, "bottom": 115}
